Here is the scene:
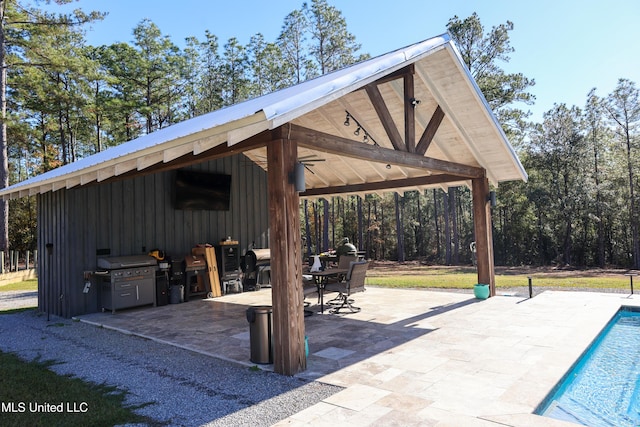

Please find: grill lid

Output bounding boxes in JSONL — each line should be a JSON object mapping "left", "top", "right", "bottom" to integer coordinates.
{"left": 97, "top": 255, "right": 157, "bottom": 270}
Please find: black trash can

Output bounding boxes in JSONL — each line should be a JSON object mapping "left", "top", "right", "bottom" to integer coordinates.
{"left": 170, "top": 284, "right": 184, "bottom": 304}
{"left": 246, "top": 306, "right": 273, "bottom": 364}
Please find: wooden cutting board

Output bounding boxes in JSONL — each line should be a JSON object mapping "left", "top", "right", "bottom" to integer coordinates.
{"left": 192, "top": 246, "right": 222, "bottom": 297}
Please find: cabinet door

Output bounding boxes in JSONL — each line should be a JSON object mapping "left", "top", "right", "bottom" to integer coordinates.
{"left": 136, "top": 281, "right": 155, "bottom": 305}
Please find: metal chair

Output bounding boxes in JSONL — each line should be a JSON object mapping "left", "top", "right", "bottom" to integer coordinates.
{"left": 324, "top": 261, "right": 368, "bottom": 313}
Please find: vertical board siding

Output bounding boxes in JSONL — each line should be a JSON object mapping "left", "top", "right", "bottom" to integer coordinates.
{"left": 37, "top": 154, "right": 269, "bottom": 317}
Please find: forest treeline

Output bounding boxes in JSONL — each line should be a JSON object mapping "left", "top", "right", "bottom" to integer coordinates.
{"left": 2, "top": 1, "right": 640, "bottom": 268}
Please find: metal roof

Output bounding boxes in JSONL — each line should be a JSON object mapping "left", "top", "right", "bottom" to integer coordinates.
{"left": 0, "top": 33, "right": 526, "bottom": 200}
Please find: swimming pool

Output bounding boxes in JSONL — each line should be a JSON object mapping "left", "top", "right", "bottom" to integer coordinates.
{"left": 538, "top": 306, "right": 640, "bottom": 426}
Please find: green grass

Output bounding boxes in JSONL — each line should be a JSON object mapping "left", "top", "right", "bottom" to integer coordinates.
{"left": 366, "top": 272, "right": 631, "bottom": 290}
{"left": 0, "top": 351, "right": 153, "bottom": 427}
{"left": 0, "top": 278, "right": 38, "bottom": 292}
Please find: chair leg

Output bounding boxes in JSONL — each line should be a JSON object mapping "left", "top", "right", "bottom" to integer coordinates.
{"left": 330, "top": 294, "right": 360, "bottom": 313}
{"left": 326, "top": 293, "right": 343, "bottom": 305}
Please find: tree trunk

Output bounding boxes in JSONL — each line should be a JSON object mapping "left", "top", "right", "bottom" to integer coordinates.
{"left": 625, "top": 129, "right": 640, "bottom": 268}
{"left": 313, "top": 201, "right": 319, "bottom": 254}
{"left": 331, "top": 197, "right": 335, "bottom": 247}
{"left": 322, "top": 198, "right": 329, "bottom": 252}
{"left": 0, "top": 0, "right": 8, "bottom": 252}
{"left": 394, "top": 192, "right": 405, "bottom": 262}
{"left": 95, "top": 81, "right": 102, "bottom": 152}
{"left": 416, "top": 192, "right": 423, "bottom": 257}
{"left": 366, "top": 197, "right": 371, "bottom": 258}
{"left": 304, "top": 199, "right": 312, "bottom": 259}
{"left": 357, "top": 196, "right": 363, "bottom": 251}
{"left": 433, "top": 189, "right": 440, "bottom": 261}
{"left": 449, "top": 187, "right": 459, "bottom": 264}
{"left": 381, "top": 203, "right": 385, "bottom": 259}
{"left": 373, "top": 198, "right": 379, "bottom": 259}
{"left": 443, "top": 191, "right": 451, "bottom": 265}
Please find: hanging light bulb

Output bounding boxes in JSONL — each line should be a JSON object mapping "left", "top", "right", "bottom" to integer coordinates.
{"left": 344, "top": 113, "right": 350, "bottom": 126}
{"left": 363, "top": 133, "right": 369, "bottom": 143}
{"left": 354, "top": 126, "right": 361, "bottom": 136}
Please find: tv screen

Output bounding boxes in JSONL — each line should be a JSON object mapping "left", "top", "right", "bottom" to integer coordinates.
{"left": 173, "top": 169, "right": 231, "bottom": 211}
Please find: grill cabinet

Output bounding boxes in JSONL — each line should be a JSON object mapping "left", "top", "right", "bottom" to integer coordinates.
{"left": 96, "top": 255, "right": 158, "bottom": 313}
{"left": 217, "top": 243, "right": 241, "bottom": 280}
{"left": 184, "top": 254, "right": 210, "bottom": 300}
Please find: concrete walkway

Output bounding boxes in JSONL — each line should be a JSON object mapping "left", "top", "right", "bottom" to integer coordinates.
{"left": 0, "top": 289, "right": 37, "bottom": 310}
{"left": 75, "top": 287, "right": 640, "bottom": 426}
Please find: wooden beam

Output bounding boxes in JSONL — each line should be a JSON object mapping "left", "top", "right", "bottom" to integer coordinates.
{"left": 289, "top": 124, "right": 484, "bottom": 178}
{"left": 404, "top": 72, "right": 416, "bottom": 153}
{"left": 301, "top": 174, "right": 466, "bottom": 197}
{"left": 368, "top": 63, "right": 415, "bottom": 86}
{"left": 365, "top": 84, "right": 406, "bottom": 152}
{"left": 267, "top": 129, "right": 306, "bottom": 375}
{"left": 472, "top": 177, "right": 495, "bottom": 295}
{"left": 416, "top": 105, "right": 444, "bottom": 156}
{"left": 98, "top": 130, "right": 272, "bottom": 185}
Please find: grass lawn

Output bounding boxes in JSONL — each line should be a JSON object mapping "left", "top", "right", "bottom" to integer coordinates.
{"left": 365, "top": 264, "right": 632, "bottom": 290}
{"left": 0, "top": 278, "right": 37, "bottom": 292}
{"left": 366, "top": 273, "right": 630, "bottom": 289}
{"left": 0, "top": 350, "right": 152, "bottom": 427}
{"left": 1, "top": 267, "right": 634, "bottom": 294}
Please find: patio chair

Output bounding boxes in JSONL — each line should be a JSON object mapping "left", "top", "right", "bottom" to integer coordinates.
{"left": 324, "top": 261, "right": 369, "bottom": 314}
{"left": 322, "top": 254, "right": 358, "bottom": 304}
{"left": 326, "top": 254, "right": 357, "bottom": 284}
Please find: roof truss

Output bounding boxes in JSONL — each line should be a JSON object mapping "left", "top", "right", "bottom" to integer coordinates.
{"left": 363, "top": 64, "right": 445, "bottom": 156}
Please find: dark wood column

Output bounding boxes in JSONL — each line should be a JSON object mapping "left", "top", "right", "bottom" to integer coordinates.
{"left": 267, "top": 129, "right": 306, "bottom": 375}
{"left": 472, "top": 177, "right": 496, "bottom": 296}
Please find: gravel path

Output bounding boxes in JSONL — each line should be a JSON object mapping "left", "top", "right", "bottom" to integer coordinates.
{"left": 0, "top": 309, "right": 341, "bottom": 426}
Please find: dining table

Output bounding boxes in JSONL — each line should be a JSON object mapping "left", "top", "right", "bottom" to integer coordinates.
{"left": 310, "top": 268, "right": 348, "bottom": 313}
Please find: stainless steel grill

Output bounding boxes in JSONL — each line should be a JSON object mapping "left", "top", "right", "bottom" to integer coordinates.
{"left": 96, "top": 255, "right": 157, "bottom": 313}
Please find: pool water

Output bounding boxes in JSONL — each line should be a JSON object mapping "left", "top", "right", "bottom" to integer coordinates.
{"left": 538, "top": 307, "right": 640, "bottom": 426}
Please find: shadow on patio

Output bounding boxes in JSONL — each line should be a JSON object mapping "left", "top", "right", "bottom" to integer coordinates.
{"left": 75, "top": 287, "right": 481, "bottom": 380}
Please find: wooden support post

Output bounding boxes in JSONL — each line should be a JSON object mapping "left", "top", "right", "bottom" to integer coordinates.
{"left": 267, "top": 128, "right": 306, "bottom": 375}
{"left": 472, "top": 177, "right": 496, "bottom": 296}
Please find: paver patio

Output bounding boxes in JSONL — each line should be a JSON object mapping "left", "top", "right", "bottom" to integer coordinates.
{"left": 77, "top": 286, "right": 640, "bottom": 426}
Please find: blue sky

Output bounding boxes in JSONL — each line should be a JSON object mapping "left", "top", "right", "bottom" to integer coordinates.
{"left": 51, "top": 0, "right": 640, "bottom": 123}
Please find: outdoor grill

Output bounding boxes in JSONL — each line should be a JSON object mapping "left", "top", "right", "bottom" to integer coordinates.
{"left": 242, "top": 249, "right": 271, "bottom": 291}
{"left": 96, "top": 255, "right": 158, "bottom": 313}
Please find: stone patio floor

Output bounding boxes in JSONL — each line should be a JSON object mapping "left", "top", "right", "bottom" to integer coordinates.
{"left": 76, "top": 286, "right": 640, "bottom": 426}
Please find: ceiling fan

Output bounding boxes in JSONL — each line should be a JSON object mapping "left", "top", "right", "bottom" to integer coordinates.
{"left": 297, "top": 155, "right": 325, "bottom": 174}
{"left": 244, "top": 154, "right": 325, "bottom": 174}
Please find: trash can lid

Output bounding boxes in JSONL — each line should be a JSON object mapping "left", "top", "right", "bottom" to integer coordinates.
{"left": 246, "top": 305, "right": 272, "bottom": 323}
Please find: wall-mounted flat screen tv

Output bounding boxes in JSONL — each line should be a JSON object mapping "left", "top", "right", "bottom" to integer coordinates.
{"left": 173, "top": 169, "right": 231, "bottom": 210}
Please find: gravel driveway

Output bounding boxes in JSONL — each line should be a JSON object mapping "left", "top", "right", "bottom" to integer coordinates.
{"left": 0, "top": 308, "right": 341, "bottom": 426}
